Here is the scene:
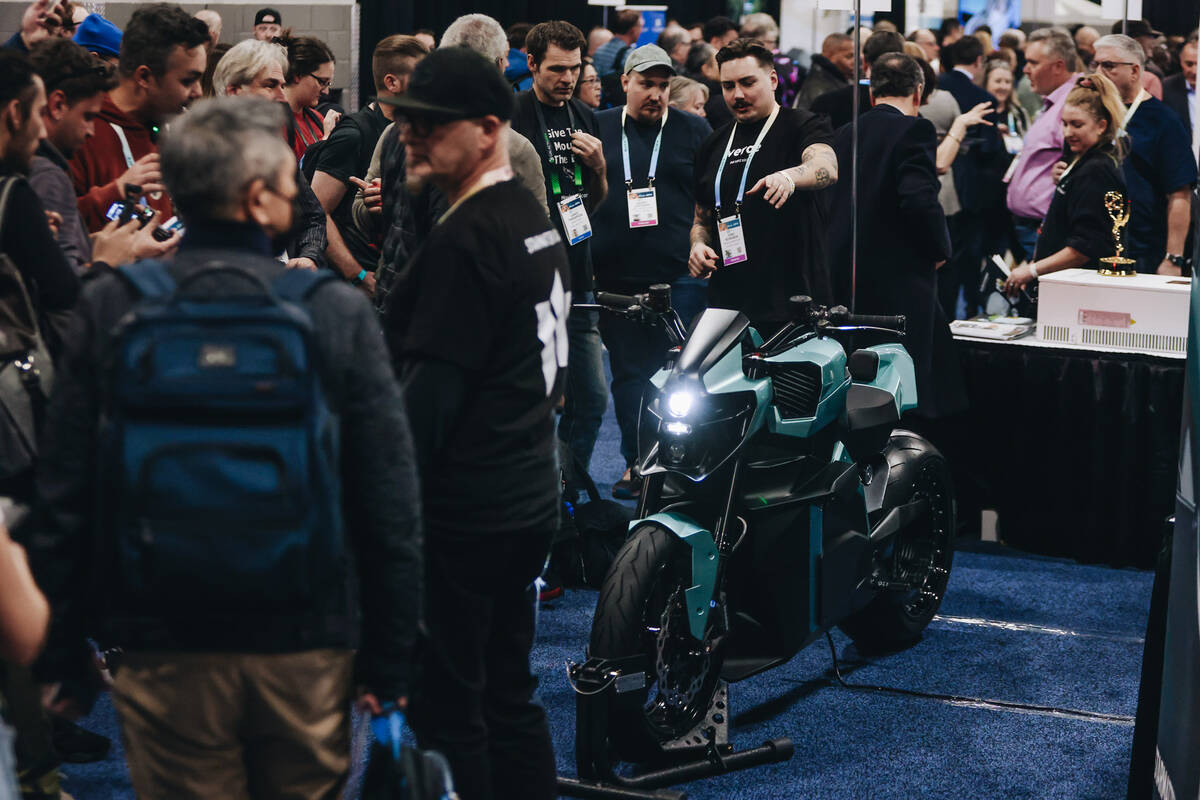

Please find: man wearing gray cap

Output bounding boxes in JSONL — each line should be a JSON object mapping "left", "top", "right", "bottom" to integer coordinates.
{"left": 591, "top": 44, "right": 711, "bottom": 498}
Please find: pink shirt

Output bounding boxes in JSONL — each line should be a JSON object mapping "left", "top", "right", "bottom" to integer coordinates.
{"left": 1006, "top": 74, "right": 1081, "bottom": 220}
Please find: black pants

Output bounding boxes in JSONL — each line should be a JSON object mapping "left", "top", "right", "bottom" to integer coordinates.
{"left": 941, "top": 210, "right": 985, "bottom": 319}
{"left": 409, "top": 526, "right": 557, "bottom": 800}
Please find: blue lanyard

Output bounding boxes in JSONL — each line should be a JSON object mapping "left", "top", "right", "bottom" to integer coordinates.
{"left": 714, "top": 104, "right": 780, "bottom": 215}
{"left": 620, "top": 107, "right": 668, "bottom": 188}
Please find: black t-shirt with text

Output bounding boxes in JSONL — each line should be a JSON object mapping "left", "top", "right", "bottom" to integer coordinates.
{"left": 512, "top": 92, "right": 600, "bottom": 294}
{"left": 385, "top": 179, "right": 571, "bottom": 532}
{"left": 694, "top": 106, "right": 834, "bottom": 325}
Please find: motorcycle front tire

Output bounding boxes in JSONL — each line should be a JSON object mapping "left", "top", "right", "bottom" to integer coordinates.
{"left": 588, "top": 523, "right": 724, "bottom": 764}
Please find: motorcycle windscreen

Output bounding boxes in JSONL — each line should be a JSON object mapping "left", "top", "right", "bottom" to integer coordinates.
{"left": 674, "top": 308, "right": 751, "bottom": 377}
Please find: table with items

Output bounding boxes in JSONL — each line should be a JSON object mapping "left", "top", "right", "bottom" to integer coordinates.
{"left": 950, "top": 268, "right": 1188, "bottom": 568}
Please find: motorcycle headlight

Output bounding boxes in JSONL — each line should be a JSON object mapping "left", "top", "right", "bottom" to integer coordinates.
{"left": 667, "top": 390, "right": 694, "bottom": 418}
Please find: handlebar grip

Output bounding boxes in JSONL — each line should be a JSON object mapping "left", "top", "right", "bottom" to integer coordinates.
{"left": 595, "top": 291, "right": 638, "bottom": 309}
{"left": 842, "top": 313, "right": 906, "bottom": 332}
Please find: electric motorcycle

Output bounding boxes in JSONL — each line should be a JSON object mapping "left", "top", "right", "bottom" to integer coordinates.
{"left": 565, "top": 286, "right": 954, "bottom": 789}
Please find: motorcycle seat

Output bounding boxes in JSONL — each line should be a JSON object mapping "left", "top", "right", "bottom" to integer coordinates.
{"left": 844, "top": 384, "right": 899, "bottom": 432}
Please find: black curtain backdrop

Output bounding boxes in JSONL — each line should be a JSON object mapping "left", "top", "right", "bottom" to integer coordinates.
{"left": 365, "top": 1, "right": 779, "bottom": 104}
{"left": 1143, "top": 0, "right": 1199, "bottom": 37}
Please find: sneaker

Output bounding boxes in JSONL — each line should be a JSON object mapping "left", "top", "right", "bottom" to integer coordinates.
{"left": 612, "top": 468, "right": 641, "bottom": 500}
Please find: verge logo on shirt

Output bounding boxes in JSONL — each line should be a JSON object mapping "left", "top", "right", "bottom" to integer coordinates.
{"left": 725, "top": 143, "right": 761, "bottom": 167}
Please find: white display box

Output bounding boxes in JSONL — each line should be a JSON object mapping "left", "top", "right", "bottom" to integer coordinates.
{"left": 1036, "top": 268, "right": 1190, "bottom": 357}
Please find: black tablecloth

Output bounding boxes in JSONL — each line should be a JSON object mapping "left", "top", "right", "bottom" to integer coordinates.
{"left": 954, "top": 338, "right": 1184, "bottom": 568}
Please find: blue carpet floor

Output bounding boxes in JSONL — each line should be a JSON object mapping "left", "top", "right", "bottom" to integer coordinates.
{"left": 59, "top": 367, "right": 1154, "bottom": 799}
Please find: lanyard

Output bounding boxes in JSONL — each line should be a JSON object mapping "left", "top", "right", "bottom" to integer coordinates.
{"left": 1058, "top": 154, "right": 1081, "bottom": 182}
{"left": 533, "top": 98, "right": 583, "bottom": 197}
{"left": 620, "top": 107, "right": 668, "bottom": 189}
{"left": 1119, "top": 89, "right": 1149, "bottom": 136}
{"left": 439, "top": 165, "right": 514, "bottom": 224}
{"left": 110, "top": 122, "right": 135, "bottom": 169}
{"left": 714, "top": 103, "right": 779, "bottom": 214}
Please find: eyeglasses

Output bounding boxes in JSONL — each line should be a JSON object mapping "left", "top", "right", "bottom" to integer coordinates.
{"left": 1096, "top": 61, "right": 1137, "bottom": 71}
{"left": 579, "top": 77, "right": 600, "bottom": 85}
{"left": 308, "top": 73, "right": 333, "bottom": 89}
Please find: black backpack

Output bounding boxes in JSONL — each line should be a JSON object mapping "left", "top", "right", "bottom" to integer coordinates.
{"left": 553, "top": 445, "right": 633, "bottom": 588}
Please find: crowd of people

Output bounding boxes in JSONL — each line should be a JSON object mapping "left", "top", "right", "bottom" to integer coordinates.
{"left": 0, "top": 2, "right": 1194, "bottom": 799}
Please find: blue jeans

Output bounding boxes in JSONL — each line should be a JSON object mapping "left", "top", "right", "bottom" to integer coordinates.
{"left": 1012, "top": 215, "right": 1041, "bottom": 262}
{"left": 559, "top": 291, "right": 607, "bottom": 473}
{"left": 599, "top": 278, "right": 707, "bottom": 467}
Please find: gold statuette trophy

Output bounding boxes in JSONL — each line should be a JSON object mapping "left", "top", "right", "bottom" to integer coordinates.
{"left": 1098, "top": 191, "right": 1137, "bottom": 277}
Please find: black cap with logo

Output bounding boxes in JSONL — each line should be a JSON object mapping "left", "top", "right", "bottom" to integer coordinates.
{"left": 254, "top": 8, "right": 281, "bottom": 26}
{"left": 377, "top": 46, "right": 515, "bottom": 123}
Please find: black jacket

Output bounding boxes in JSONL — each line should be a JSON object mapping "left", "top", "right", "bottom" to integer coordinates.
{"left": 829, "top": 104, "right": 966, "bottom": 419}
{"left": 1162, "top": 73, "right": 1191, "bottom": 134}
{"left": 810, "top": 82, "right": 871, "bottom": 132}
{"left": 938, "top": 70, "right": 1004, "bottom": 213}
{"left": 794, "top": 55, "right": 850, "bottom": 110}
{"left": 27, "top": 222, "right": 422, "bottom": 702}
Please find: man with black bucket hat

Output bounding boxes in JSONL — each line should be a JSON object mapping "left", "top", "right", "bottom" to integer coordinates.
{"left": 380, "top": 47, "right": 568, "bottom": 800}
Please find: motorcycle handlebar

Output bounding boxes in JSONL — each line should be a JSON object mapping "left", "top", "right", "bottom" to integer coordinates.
{"left": 834, "top": 312, "right": 906, "bottom": 333}
{"left": 594, "top": 291, "right": 639, "bottom": 309}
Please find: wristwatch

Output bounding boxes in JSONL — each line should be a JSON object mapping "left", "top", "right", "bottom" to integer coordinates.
{"left": 1166, "top": 253, "right": 1190, "bottom": 269}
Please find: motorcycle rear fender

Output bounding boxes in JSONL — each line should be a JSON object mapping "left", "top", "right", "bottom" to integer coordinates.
{"left": 629, "top": 512, "right": 718, "bottom": 641}
{"left": 861, "top": 344, "right": 918, "bottom": 415}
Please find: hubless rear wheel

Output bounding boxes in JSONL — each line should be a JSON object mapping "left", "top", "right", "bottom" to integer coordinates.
{"left": 839, "top": 431, "right": 954, "bottom": 651}
{"left": 587, "top": 524, "right": 725, "bottom": 763}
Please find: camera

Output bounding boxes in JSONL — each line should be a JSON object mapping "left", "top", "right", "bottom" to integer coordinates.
{"left": 103, "top": 202, "right": 184, "bottom": 243}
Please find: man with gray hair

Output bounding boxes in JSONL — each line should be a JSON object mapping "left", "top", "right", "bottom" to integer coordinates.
{"left": 1006, "top": 27, "right": 1081, "bottom": 260}
{"left": 212, "top": 37, "right": 331, "bottom": 273}
{"left": 1094, "top": 33, "right": 1196, "bottom": 275}
{"left": 27, "top": 95, "right": 421, "bottom": 798}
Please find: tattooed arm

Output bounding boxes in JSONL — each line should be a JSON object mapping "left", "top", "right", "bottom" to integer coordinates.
{"left": 688, "top": 204, "right": 720, "bottom": 277}
{"left": 748, "top": 143, "right": 839, "bottom": 209}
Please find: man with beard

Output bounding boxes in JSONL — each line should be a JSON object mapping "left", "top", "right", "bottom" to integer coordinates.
{"left": 70, "top": 3, "right": 208, "bottom": 231}
{"left": 511, "top": 20, "right": 609, "bottom": 491}
{"left": 382, "top": 47, "right": 568, "bottom": 800}
{"left": 0, "top": 50, "right": 78, "bottom": 327}
{"left": 591, "top": 44, "right": 711, "bottom": 498}
{"left": 0, "top": 48, "right": 80, "bottom": 800}
{"left": 690, "top": 38, "right": 838, "bottom": 328}
{"left": 31, "top": 37, "right": 181, "bottom": 273}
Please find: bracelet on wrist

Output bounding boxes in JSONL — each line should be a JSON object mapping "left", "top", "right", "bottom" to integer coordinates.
{"left": 1028, "top": 263, "right": 1038, "bottom": 279}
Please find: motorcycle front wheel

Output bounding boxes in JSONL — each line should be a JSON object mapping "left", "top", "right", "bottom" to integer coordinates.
{"left": 588, "top": 524, "right": 725, "bottom": 763}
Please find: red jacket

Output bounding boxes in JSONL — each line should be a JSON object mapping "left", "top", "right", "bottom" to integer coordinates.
{"left": 70, "top": 95, "right": 173, "bottom": 232}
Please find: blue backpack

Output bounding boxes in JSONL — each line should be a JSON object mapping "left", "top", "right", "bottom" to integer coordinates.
{"left": 105, "top": 259, "right": 344, "bottom": 618}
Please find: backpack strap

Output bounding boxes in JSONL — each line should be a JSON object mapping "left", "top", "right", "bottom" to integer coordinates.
{"left": 271, "top": 267, "right": 339, "bottom": 304}
{"left": 117, "top": 259, "right": 176, "bottom": 300}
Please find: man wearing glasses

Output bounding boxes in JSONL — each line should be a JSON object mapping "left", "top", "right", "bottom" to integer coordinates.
{"left": 1092, "top": 33, "right": 1196, "bottom": 275}
{"left": 381, "top": 47, "right": 567, "bottom": 800}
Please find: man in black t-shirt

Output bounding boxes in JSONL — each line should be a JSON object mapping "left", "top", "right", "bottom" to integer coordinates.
{"left": 690, "top": 38, "right": 839, "bottom": 328}
{"left": 592, "top": 44, "right": 711, "bottom": 497}
{"left": 381, "top": 48, "right": 566, "bottom": 800}
{"left": 309, "top": 35, "right": 427, "bottom": 291}
{"left": 511, "top": 20, "right": 609, "bottom": 485}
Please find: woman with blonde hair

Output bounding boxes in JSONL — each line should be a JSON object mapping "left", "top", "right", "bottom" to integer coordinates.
{"left": 1005, "top": 73, "right": 1128, "bottom": 293}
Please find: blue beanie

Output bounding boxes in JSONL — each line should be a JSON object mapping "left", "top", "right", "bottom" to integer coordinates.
{"left": 74, "top": 14, "right": 122, "bottom": 58}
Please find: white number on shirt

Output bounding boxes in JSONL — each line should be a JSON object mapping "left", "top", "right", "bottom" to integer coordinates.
{"left": 535, "top": 271, "right": 570, "bottom": 397}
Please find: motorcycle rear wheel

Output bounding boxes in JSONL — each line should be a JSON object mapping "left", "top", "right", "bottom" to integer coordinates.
{"left": 839, "top": 431, "right": 955, "bottom": 652}
{"left": 588, "top": 524, "right": 725, "bottom": 763}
